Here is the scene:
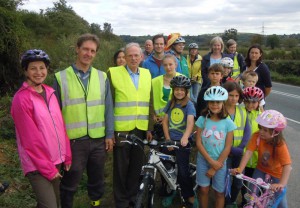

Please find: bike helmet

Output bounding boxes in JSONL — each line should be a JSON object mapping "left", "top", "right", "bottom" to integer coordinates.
{"left": 188, "top": 43, "right": 198, "bottom": 49}
{"left": 204, "top": 86, "right": 228, "bottom": 101}
{"left": 243, "top": 87, "right": 264, "bottom": 102}
{"left": 256, "top": 110, "right": 287, "bottom": 132}
{"left": 170, "top": 75, "right": 191, "bottom": 89}
{"left": 220, "top": 57, "right": 234, "bottom": 68}
{"left": 174, "top": 37, "right": 185, "bottom": 44}
{"left": 21, "top": 49, "right": 50, "bottom": 69}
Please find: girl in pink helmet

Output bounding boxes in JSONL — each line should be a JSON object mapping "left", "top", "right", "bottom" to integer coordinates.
{"left": 234, "top": 110, "right": 292, "bottom": 208}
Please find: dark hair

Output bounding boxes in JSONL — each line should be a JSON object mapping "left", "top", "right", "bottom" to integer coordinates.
{"left": 245, "top": 44, "right": 263, "bottom": 67}
{"left": 223, "top": 81, "right": 243, "bottom": 104}
{"left": 152, "top": 34, "right": 166, "bottom": 45}
{"left": 201, "top": 101, "right": 228, "bottom": 119}
{"left": 77, "top": 33, "right": 100, "bottom": 51}
{"left": 208, "top": 63, "right": 224, "bottom": 75}
{"left": 113, "top": 48, "right": 125, "bottom": 66}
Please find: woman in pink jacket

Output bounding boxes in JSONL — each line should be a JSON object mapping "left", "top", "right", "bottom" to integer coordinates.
{"left": 11, "top": 49, "right": 72, "bottom": 208}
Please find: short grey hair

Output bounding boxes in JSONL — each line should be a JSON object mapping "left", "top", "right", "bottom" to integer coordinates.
{"left": 210, "top": 36, "right": 224, "bottom": 53}
{"left": 125, "top": 42, "right": 143, "bottom": 55}
{"left": 226, "top": 39, "right": 237, "bottom": 48}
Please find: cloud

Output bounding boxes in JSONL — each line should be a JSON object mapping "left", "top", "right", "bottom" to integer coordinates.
{"left": 20, "top": 0, "right": 300, "bottom": 35}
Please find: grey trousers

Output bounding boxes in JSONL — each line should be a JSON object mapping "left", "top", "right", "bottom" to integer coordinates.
{"left": 27, "top": 168, "right": 61, "bottom": 208}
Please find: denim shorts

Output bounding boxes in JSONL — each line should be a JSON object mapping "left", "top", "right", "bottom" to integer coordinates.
{"left": 196, "top": 153, "right": 227, "bottom": 193}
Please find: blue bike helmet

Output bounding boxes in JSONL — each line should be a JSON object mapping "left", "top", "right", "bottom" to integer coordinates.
{"left": 204, "top": 86, "right": 228, "bottom": 101}
{"left": 21, "top": 49, "right": 50, "bottom": 70}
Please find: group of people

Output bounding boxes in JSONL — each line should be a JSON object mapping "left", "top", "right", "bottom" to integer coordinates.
{"left": 9, "top": 32, "right": 292, "bottom": 208}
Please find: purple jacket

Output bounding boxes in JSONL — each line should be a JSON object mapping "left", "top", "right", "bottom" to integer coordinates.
{"left": 11, "top": 82, "right": 72, "bottom": 181}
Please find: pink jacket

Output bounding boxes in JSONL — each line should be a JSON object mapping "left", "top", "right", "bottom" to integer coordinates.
{"left": 11, "top": 82, "right": 72, "bottom": 181}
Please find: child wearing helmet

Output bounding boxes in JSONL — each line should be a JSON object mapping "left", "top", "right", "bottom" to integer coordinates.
{"left": 241, "top": 71, "right": 266, "bottom": 111}
{"left": 11, "top": 49, "right": 72, "bottom": 207}
{"left": 195, "top": 86, "right": 236, "bottom": 208}
{"left": 162, "top": 75, "right": 196, "bottom": 206}
{"left": 165, "top": 33, "right": 189, "bottom": 77}
{"left": 187, "top": 42, "right": 202, "bottom": 104}
{"left": 223, "top": 81, "right": 251, "bottom": 207}
{"left": 220, "top": 57, "right": 235, "bottom": 84}
{"left": 240, "top": 86, "right": 264, "bottom": 206}
{"left": 234, "top": 110, "right": 292, "bottom": 208}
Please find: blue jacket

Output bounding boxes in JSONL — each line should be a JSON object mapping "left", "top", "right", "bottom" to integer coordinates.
{"left": 143, "top": 54, "right": 182, "bottom": 79}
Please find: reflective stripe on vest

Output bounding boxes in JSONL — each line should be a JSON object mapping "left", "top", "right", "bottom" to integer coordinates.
{"left": 232, "top": 105, "right": 246, "bottom": 147}
{"left": 55, "top": 67, "right": 106, "bottom": 139}
{"left": 152, "top": 73, "right": 180, "bottom": 116}
{"left": 232, "top": 53, "right": 240, "bottom": 79}
{"left": 109, "top": 66, "right": 151, "bottom": 131}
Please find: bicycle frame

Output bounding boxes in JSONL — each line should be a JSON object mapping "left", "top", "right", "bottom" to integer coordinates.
{"left": 234, "top": 173, "right": 286, "bottom": 208}
{"left": 117, "top": 133, "right": 193, "bottom": 207}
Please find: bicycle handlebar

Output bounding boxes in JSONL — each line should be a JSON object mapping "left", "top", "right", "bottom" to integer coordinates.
{"left": 234, "top": 173, "right": 271, "bottom": 190}
{"left": 117, "top": 133, "right": 182, "bottom": 148}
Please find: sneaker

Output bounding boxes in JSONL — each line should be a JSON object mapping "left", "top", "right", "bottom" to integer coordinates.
{"left": 0, "top": 182, "right": 9, "bottom": 193}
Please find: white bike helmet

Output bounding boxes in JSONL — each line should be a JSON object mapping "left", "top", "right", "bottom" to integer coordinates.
{"left": 220, "top": 57, "right": 234, "bottom": 68}
{"left": 174, "top": 37, "right": 185, "bottom": 44}
{"left": 188, "top": 43, "right": 198, "bottom": 49}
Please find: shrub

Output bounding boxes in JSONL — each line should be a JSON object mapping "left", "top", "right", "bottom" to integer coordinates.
{"left": 265, "top": 60, "right": 300, "bottom": 76}
{"left": 0, "top": 95, "right": 15, "bottom": 139}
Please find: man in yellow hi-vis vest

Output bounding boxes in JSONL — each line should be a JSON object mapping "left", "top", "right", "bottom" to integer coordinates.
{"left": 53, "top": 33, "right": 114, "bottom": 208}
{"left": 108, "top": 43, "right": 152, "bottom": 208}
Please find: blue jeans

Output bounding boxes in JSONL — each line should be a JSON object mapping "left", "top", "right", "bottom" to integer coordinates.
{"left": 252, "top": 169, "right": 288, "bottom": 208}
{"left": 190, "top": 82, "right": 201, "bottom": 104}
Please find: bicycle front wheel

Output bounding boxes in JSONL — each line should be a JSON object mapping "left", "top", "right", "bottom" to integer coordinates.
{"left": 135, "top": 175, "right": 155, "bottom": 208}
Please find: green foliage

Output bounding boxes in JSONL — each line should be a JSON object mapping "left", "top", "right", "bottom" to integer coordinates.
{"left": 265, "top": 60, "right": 300, "bottom": 77}
{"left": 291, "top": 48, "right": 300, "bottom": 60}
{"left": 250, "top": 34, "right": 264, "bottom": 45}
{"left": 265, "top": 49, "right": 286, "bottom": 60}
{"left": 270, "top": 71, "right": 300, "bottom": 86}
{"left": 0, "top": 95, "right": 15, "bottom": 139}
{"left": 0, "top": 0, "right": 23, "bottom": 10}
{"left": 282, "top": 38, "right": 298, "bottom": 49}
{"left": 0, "top": 7, "right": 26, "bottom": 94}
{"left": 222, "top": 28, "right": 238, "bottom": 43}
{"left": 266, "top": 34, "right": 280, "bottom": 49}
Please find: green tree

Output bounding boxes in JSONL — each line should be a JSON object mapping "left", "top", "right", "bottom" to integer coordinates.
{"left": 0, "top": 0, "right": 23, "bottom": 10}
{"left": 266, "top": 34, "right": 280, "bottom": 49}
{"left": 250, "top": 34, "right": 264, "bottom": 46}
{"left": 222, "top": 28, "right": 238, "bottom": 43}
{"left": 283, "top": 38, "right": 298, "bottom": 49}
{"left": 0, "top": 7, "right": 27, "bottom": 94}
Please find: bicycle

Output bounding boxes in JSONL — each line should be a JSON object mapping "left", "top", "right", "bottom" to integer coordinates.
{"left": 117, "top": 133, "right": 197, "bottom": 208}
{"left": 231, "top": 172, "right": 286, "bottom": 208}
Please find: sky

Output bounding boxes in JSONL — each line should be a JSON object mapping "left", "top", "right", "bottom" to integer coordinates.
{"left": 20, "top": 0, "right": 300, "bottom": 36}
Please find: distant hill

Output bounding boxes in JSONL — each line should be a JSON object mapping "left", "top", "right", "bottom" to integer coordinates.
{"left": 120, "top": 33, "right": 300, "bottom": 49}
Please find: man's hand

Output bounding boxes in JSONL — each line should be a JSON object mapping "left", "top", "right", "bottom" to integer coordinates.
{"left": 147, "top": 131, "right": 153, "bottom": 141}
{"left": 105, "top": 138, "right": 114, "bottom": 152}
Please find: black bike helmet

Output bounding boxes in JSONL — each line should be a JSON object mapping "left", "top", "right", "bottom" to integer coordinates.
{"left": 21, "top": 49, "right": 50, "bottom": 70}
{"left": 170, "top": 75, "right": 191, "bottom": 89}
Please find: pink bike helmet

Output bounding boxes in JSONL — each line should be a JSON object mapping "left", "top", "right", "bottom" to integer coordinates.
{"left": 256, "top": 110, "right": 287, "bottom": 132}
{"left": 243, "top": 87, "right": 264, "bottom": 102}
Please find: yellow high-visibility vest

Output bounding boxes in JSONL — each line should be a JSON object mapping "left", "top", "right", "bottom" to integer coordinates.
{"left": 232, "top": 53, "right": 240, "bottom": 79}
{"left": 232, "top": 105, "right": 247, "bottom": 147}
{"left": 55, "top": 66, "right": 106, "bottom": 139}
{"left": 152, "top": 73, "right": 181, "bottom": 116}
{"left": 109, "top": 66, "right": 151, "bottom": 131}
